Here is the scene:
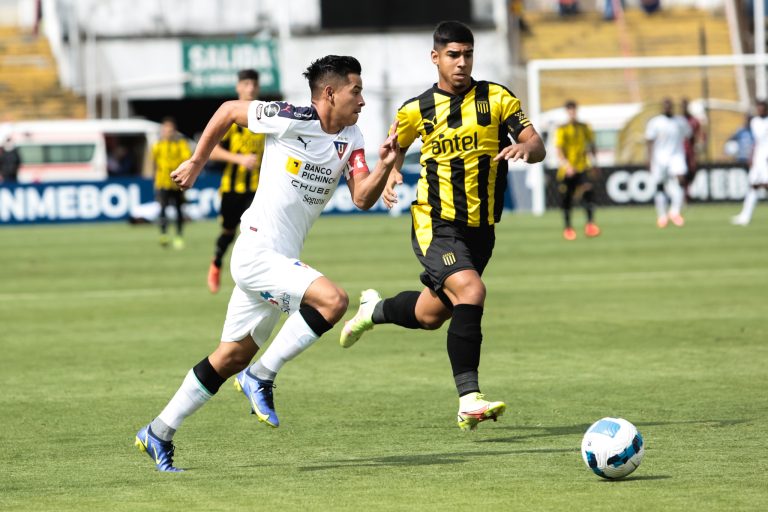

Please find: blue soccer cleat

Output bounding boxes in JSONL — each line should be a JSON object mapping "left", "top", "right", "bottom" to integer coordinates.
{"left": 134, "top": 424, "right": 183, "bottom": 472}
{"left": 234, "top": 370, "right": 279, "bottom": 428}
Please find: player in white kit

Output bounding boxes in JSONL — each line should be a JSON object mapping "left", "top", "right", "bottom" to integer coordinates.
{"left": 732, "top": 100, "right": 768, "bottom": 226}
{"left": 645, "top": 98, "right": 692, "bottom": 228}
{"left": 135, "top": 55, "right": 400, "bottom": 472}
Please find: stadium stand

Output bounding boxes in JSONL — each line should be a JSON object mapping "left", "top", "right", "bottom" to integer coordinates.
{"left": 0, "top": 26, "right": 85, "bottom": 120}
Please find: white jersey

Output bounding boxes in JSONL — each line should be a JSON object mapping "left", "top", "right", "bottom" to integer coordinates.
{"left": 750, "top": 115, "right": 768, "bottom": 167}
{"left": 239, "top": 100, "right": 366, "bottom": 256}
{"left": 645, "top": 114, "right": 692, "bottom": 165}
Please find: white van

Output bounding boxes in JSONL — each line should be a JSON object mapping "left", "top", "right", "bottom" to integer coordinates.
{"left": 6, "top": 119, "right": 163, "bottom": 183}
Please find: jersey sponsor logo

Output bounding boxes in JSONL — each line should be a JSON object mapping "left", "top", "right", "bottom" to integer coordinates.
{"left": 333, "top": 140, "right": 349, "bottom": 159}
{"left": 300, "top": 162, "right": 336, "bottom": 184}
{"left": 286, "top": 156, "right": 302, "bottom": 175}
{"left": 430, "top": 131, "right": 479, "bottom": 155}
{"left": 264, "top": 103, "right": 280, "bottom": 117}
{"left": 442, "top": 252, "right": 457, "bottom": 266}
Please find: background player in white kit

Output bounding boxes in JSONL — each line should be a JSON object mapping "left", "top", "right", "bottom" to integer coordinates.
{"left": 732, "top": 100, "right": 768, "bottom": 226}
{"left": 134, "top": 55, "right": 400, "bottom": 472}
{"left": 645, "top": 98, "right": 692, "bottom": 228}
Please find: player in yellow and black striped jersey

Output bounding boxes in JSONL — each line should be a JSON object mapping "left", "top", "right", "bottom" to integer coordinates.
{"left": 554, "top": 100, "right": 600, "bottom": 241}
{"left": 152, "top": 117, "right": 192, "bottom": 249}
{"left": 340, "top": 21, "right": 546, "bottom": 431}
{"left": 206, "top": 69, "right": 265, "bottom": 293}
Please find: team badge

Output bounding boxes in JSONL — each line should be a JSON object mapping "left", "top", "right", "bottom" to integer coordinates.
{"left": 476, "top": 100, "right": 490, "bottom": 114}
{"left": 442, "top": 252, "right": 457, "bottom": 266}
{"left": 285, "top": 156, "right": 302, "bottom": 174}
{"left": 333, "top": 140, "right": 349, "bottom": 159}
{"left": 264, "top": 102, "right": 280, "bottom": 117}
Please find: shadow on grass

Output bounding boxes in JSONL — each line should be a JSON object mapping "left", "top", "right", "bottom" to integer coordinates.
{"left": 299, "top": 448, "right": 572, "bottom": 472}
{"left": 479, "top": 418, "right": 749, "bottom": 444}
{"left": 600, "top": 475, "right": 673, "bottom": 482}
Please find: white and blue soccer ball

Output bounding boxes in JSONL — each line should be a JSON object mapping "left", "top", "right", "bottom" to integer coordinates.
{"left": 581, "top": 417, "right": 645, "bottom": 479}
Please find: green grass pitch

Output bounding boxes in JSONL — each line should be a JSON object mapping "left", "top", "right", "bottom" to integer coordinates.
{"left": 1, "top": 204, "right": 766, "bottom": 511}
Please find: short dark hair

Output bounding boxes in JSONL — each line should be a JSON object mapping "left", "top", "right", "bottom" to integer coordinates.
{"left": 302, "top": 55, "right": 361, "bottom": 97}
{"left": 564, "top": 100, "right": 577, "bottom": 109}
{"left": 757, "top": 99, "right": 768, "bottom": 109}
{"left": 237, "top": 69, "right": 259, "bottom": 82}
{"left": 161, "top": 116, "right": 176, "bottom": 125}
{"left": 433, "top": 20, "right": 474, "bottom": 49}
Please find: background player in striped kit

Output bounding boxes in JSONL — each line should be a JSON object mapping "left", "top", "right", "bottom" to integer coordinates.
{"left": 340, "top": 21, "right": 545, "bottom": 431}
{"left": 207, "top": 69, "right": 264, "bottom": 293}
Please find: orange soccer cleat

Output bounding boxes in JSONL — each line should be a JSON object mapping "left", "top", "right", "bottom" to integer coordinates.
{"left": 207, "top": 262, "right": 221, "bottom": 294}
{"left": 584, "top": 222, "right": 601, "bottom": 238}
{"left": 563, "top": 227, "right": 577, "bottom": 241}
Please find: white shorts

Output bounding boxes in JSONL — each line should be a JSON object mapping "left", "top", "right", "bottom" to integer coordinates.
{"left": 651, "top": 155, "right": 687, "bottom": 182}
{"left": 220, "top": 236, "right": 323, "bottom": 345}
{"left": 748, "top": 160, "right": 768, "bottom": 185}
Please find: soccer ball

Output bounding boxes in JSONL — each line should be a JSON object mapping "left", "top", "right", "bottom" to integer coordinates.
{"left": 581, "top": 417, "right": 645, "bottom": 479}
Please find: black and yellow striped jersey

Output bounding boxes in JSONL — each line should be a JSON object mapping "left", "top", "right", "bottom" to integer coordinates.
{"left": 554, "top": 121, "right": 594, "bottom": 179}
{"left": 219, "top": 123, "right": 265, "bottom": 194}
{"left": 152, "top": 138, "right": 191, "bottom": 190}
{"left": 396, "top": 80, "right": 531, "bottom": 227}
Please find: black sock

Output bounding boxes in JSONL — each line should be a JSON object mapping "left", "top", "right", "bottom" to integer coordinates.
{"left": 214, "top": 233, "right": 235, "bottom": 267}
{"left": 583, "top": 189, "right": 595, "bottom": 223}
{"left": 299, "top": 305, "right": 334, "bottom": 336}
{"left": 192, "top": 357, "right": 226, "bottom": 395}
{"left": 372, "top": 291, "right": 421, "bottom": 329}
{"left": 447, "top": 304, "right": 483, "bottom": 395}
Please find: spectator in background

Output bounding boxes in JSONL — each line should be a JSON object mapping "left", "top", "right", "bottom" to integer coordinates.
{"left": 0, "top": 136, "right": 21, "bottom": 184}
{"left": 604, "top": 0, "right": 625, "bottom": 21}
{"left": 554, "top": 100, "right": 601, "bottom": 240}
{"left": 732, "top": 100, "right": 768, "bottom": 226}
{"left": 559, "top": 0, "right": 580, "bottom": 16}
{"left": 641, "top": 0, "right": 661, "bottom": 14}
{"left": 107, "top": 145, "right": 135, "bottom": 178}
{"left": 724, "top": 114, "right": 754, "bottom": 166}
{"left": 152, "top": 117, "right": 191, "bottom": 249}
{"left": 645, "top": 98, "right": 692, "bottom": 228}
{"left": 681, "top": 98, "right": 704, "bottom": 198}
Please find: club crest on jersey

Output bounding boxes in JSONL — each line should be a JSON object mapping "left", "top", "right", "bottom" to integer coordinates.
{"left": 476, "top": 100, "right": 490, "bottom": 114}
{"left": 333, "top": 140, "right": 349, "bottom": 159}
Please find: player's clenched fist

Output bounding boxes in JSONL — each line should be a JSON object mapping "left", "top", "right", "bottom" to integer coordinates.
{"left": 171, "top": 160, "right": 203, "bottom": 191}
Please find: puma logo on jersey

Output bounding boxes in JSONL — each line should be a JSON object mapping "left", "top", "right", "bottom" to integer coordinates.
{"left": 297, "top": 136, "right": 311, "bottom": 150}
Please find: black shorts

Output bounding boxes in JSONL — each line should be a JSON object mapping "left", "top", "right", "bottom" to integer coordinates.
{"left": 411, "top": 213, "right": 495, "bottom": 305}
{"left": 558, "top": 171, "right": 589, "bottom": 193}
{"left": 156, "top": 189, "right": 184, "bottom": 206}
{"left": 220, "top": 192, "right": 255, "bottom": 230}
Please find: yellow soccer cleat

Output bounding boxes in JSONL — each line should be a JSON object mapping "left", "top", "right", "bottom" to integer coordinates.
{"left": 457, "top": 392, "right": 506, "bottom": 431}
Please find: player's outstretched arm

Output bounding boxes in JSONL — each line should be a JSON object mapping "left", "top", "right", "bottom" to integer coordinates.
{"left": 347, "top": 120, "right": 400, "bottom": 210}
{"left": 171, "top": 100, "right": 251, "bottom": 190}
{"left": 493, "top": 126, "right": 546, "bottom": 164}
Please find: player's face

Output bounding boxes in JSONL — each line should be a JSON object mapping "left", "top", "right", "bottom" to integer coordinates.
{"left": 160, "top": 121, "right": 175, "bottom": 139}
{"left": 432, "top": 43, "right": 474, "bottom": 94}
{"left": 236, "top": 79, "right": 259, "bottom": 101}
{"left": 333, "top": 74, "right": 365, "bottom": 126}
{"left": 566, "top": 106, "right": 577, "bottom": 122}
{"left": 757, "top": 103, "right": 767, "bottom": 117}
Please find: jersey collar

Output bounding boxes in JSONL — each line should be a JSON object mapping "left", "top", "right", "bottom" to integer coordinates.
{"left": 432, "top": 78, "right": 476, "bottom": 98}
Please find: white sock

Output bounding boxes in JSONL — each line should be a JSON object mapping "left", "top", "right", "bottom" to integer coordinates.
{"left": 740, "top": 188, "right": 758, "bottom": 221}
{"left": 654, "top": 190, "right": 668, "bottom": 218}
{"left": 157, "top": 370, "right": 213, "bottom": 430}
{"left": 255, "top": 311, "right": 321, "bottom": 376}
{"left": 668, "top": 179, "right": 685, "bottom": 216}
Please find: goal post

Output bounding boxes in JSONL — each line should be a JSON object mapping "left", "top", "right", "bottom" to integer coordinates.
{"left": 524, "top": 53, "right": 768, "bottom": 215}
